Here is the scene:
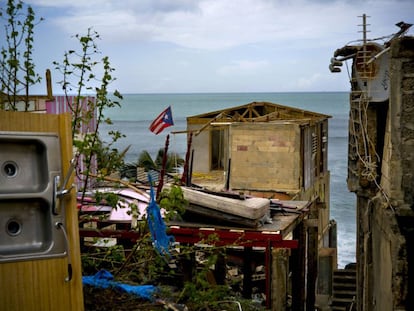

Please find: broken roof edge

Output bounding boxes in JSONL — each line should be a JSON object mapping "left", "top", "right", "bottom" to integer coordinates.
{"left": 187, "top": 101, "right": 332, "bottom": 122}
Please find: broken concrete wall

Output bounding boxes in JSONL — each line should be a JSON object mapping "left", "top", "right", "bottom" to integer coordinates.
{"left": 394, "top": 37, "right": 414, "bottom": 207}
{"left": 359, "top": 196, "right": 408, "bottom": 310}
{"left": 381, "top": 37, "right": 414, "bottom": 205}
{"left": 355, "top": 36, "right": 414, "bottom": 311}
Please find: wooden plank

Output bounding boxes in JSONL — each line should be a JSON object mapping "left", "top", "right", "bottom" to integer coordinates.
{"left": 242, "top": 247, "right": 253, "bottom": 298}
{"left": 0, "top": 111, "right": 84, "bottom": 311}
{"left": 306, "top": 202, "right": 319, "bottom": 311}
{"left": 168, "top": 226, "right": 298, "bottom": 249}
{"left": 58, "top": 112, "right": 84, "bottom": 310}
{"left": 305, "top": 219, "right": 319, "bottom": 227}
{"left": 291, "top": 222, "right": 306, "bottom": 311}
{"left": 272, "top": 248, "right": 289, "bottom": 311}
{"left": 169, "top": 200, "right": 310, "bottom": 236}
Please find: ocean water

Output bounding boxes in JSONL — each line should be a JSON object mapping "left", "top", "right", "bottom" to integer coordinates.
{"left": 101, "top": 92, "right": 356, "bottom": 268}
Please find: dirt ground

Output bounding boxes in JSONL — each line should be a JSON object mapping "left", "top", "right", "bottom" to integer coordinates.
{"left": 83, "top": 285, "right": 263, "bottom": 311}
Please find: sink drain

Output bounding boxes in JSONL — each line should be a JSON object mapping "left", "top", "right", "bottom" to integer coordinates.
{"left": 6, "top": 219, "right": 22, "bottom": 236}
{"left": 2, "top": 161, "right": 18, "bottom": 178}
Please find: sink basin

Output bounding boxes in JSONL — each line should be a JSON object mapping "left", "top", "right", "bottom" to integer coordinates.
{"left": 0, "top": 132, "right": 61, "bottom": 194}
{"left": 0, "top": 131, "right": 67, "bottom": 263}
{"left": 0, "top": 198, "right": 66, "bottom": 259}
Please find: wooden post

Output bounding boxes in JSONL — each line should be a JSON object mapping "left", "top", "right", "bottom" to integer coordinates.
{"left": 46, "top": 69, "right": 53, "bottom": 100}
{"left": 329, "top": 219, "right": 337, "bottom": 248}
{"left": 213, "top": 251, "right": 226, "bottom": 285}
{"left": 156, "top": 134, "right": 169, "bottom": 200}
{"left": 272, "top": 248, "right": 289, "bottom": 311}
{"left": 225, "top": 158, "right": 231, "bottom": 190}
{"left": 291, "top": 221, "right": 306, "bottom": 311}
{"left": 306, "top": 204, "right": 319, "bottom": 310}
{"left": 181, "top": 243, "right": 196, "bottom": 284}
{"left": 0, "top": 111, "right": 84, "bottom": 311}
{"left": 317, "top": 248, "right": 336, "bottom": 297}
{"left": 181, "top": 132, "right": 193, "bottom": 186}
{"left": 242, "top": 247, "right": 253, "bottom": 299}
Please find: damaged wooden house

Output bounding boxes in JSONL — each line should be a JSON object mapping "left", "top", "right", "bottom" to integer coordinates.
{"left": 171, "top": 101, "right": 337, "bottom": 309}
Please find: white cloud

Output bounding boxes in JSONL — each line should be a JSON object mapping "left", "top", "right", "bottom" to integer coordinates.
{"left": 20, "top": 1, "right": 349, "bottom": 48}
{"left": 26, "top": 0, "right": 414, "bottom": 51}
{"left": 18, "top": 0, "right": 414, "bottom": 93}
{"left": 217, "top": 60, "right": 270, "bottom": 76}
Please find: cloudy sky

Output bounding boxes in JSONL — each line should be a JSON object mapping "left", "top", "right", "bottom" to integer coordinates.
{"left": 4, "top": 0, "right": 414, "bottom": 94}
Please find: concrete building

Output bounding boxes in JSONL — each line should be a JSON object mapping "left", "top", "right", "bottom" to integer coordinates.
{"left": 187, "top": 102, "right": 330, "bottom": 198}
{"left": 331, "top": 17, "right": 414, "bottom": 310}
{"left": 186, "top": 101, "right": 337, "bottom": 309}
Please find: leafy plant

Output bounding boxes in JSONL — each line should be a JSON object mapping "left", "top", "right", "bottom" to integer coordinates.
{"left": 178, "top": 243, "right": 232, "bottom": 310}
{"left": 138, "top": 148, "right": 184, "bottom": 173}
{"left": 158, "top": 184, "right": 187, "bottom": 221}
{"left": 0, "top": 0, "right": 43, "bottom": 110}
{"left": 53, "top": 28, "right": 128, "bottom": 197}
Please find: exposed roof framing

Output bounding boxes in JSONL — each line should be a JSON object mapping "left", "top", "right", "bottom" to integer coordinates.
{"left": 187, "top": 101, "right": 331, "bottom": 124}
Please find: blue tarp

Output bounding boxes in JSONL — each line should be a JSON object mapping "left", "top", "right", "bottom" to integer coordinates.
{"left": 147, "top": 174, "right": 174, "bottom": 256}
{"left": 82, "top": 269, "right": 157, "bottom": 301}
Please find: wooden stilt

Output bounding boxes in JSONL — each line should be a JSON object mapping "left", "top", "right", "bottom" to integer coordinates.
{"left": 291, "top": 221, "right": 306, "bottom": 311}
{"left": 306, "top": 203, "right": 319, "bottom": 310}
{"left": 272, "top": 248, "right": 289, "bottom": 311}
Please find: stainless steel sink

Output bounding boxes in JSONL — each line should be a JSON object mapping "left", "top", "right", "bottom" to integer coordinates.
{"left": 0, "top": 131, "right": 67, "bottom": 263}
{"left": 0, "top": 133, "right": 60, "bottom": 194}
{"left": 0, "top": 198, "right": 66, "bottom": 259}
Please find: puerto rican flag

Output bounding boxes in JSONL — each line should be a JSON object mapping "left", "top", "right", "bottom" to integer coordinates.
{"left": 149, "top": 106, "right": 174, "bottom": 135}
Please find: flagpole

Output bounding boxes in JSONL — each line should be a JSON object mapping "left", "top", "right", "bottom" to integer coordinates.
{"left": 156, "top": 134, "right": 169, "bottom": 200}
{"left": 181, "top": 132, "right": 193, "bottom": 186}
